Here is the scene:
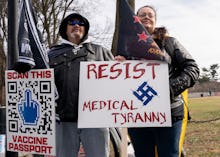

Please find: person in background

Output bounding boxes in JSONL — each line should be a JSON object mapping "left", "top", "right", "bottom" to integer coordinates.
{"left": 115, "top": 5, "right": 199, "bottom": 157}
{"left": 48, "top": 13, "right": 113, "bottom": 157}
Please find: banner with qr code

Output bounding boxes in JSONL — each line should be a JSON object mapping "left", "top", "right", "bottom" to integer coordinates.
{"left": 78, "top": 60, "right": 171, "bottom": 128}
{"left": 5, "top": 69, "right": 56, "bottom": 156}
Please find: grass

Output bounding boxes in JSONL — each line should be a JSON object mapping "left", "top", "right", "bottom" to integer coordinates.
{"left": 17, "top": 96, "right": 220, "bottom": 157}
{"left": 184, "top": 96, "right": 220, "bottom": 157}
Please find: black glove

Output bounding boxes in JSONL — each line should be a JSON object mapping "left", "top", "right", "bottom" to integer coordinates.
{"left": 170, "top": 74, "right": 191, "bottom": 97}
{"left": 13, "top": 62, "right": 32, "bottom": 73}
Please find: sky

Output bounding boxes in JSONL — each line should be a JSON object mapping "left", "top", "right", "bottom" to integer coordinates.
{"left": 79, "top": 0, "right": 220, "bottom": 69}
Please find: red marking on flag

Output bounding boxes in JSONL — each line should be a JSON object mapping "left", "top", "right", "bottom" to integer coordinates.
{"left": 133, "top": 16, "right": 141, "bottom": 24}
{"left": 138, "top": 31, "right": 148, "bottom": 42}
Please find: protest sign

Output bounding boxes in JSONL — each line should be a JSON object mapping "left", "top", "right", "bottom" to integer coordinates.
{"left": 78, "top": 60, "right": 171, "bottom": 128}
{"left": 5, "top": 69, "right": 56, "bottom": 156}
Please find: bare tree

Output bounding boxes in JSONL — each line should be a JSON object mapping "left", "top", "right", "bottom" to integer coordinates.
{"left": 0, "top": 0, "right": 7, "bottom": 106}
{"left": 31, "top": 0, "right": 113, "bottom": 48}
{"left": 0, "top": 0, "right": 78, "bottom": 105}
{"left": 0, "top": 0, "right": 115, "bottom": 106}
{"left": 201, "top": 64, "right": 220, "bottom": 82}
{"left": 75, "top": 0, "right": 114, "bottom": 49}
{"left": 32, "top": 0, "right": 77, "bottom": 47}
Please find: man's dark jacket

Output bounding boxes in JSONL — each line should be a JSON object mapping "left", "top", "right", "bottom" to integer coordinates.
{"left": 48, "top": 42, "right": 113, "bottom": 122}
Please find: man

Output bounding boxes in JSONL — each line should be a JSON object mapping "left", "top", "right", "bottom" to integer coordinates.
{"left": 48, "top": 13, "right": 113, "bottom": 157}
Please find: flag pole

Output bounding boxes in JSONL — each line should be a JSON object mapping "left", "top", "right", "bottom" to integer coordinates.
{"left": 115, "top": 0, "right": 135, "bottom": 155}
{"left": 121, "top": 128, "right": 128, "bottom": 157}
{"left": 7, "top": 0, "right": 18, "bottom": 156}
{"left": 7, "top": 0, "right": 18, "bottom": 70}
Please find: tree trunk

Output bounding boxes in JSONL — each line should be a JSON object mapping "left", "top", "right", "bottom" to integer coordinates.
{"left": 111, "top": 0, "right": 135, "bottom": 55}
{"left": 128, "top": 0, "right": 135, "bottom": 10}
{"left": 0, "top": 41, "right": 6, "bottom": 106}
{"left": 0, "top": 0, "right": 7, "bottom": 106}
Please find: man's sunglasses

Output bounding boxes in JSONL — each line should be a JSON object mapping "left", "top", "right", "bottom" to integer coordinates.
{"left": 68, "top": 20, "right": 85, "bottom": 26}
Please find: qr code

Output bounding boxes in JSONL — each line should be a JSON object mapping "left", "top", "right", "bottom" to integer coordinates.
{"left": 7, "top": 79, "right": 54, "bottom": 136}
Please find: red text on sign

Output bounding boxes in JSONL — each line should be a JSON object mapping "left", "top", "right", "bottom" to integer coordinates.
{"left": 87, "top": 62, "right": 160, "bottom": 80}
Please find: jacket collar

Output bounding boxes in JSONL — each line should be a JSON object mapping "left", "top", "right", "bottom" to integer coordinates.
{"left": 60, "top": 37, "right": 91, "bottom": 47}
{"left": 60, "top": 37, "right": 95, "bottom": 54}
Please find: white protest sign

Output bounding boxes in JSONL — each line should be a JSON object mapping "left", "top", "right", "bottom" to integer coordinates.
{"left": 78, "top": 60, "right": 171, "bottom": 128}
{"left": 5, "top": 69, "right": 56, "bottom": 156}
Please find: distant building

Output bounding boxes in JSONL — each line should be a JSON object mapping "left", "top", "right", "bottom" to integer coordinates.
{"left": 189, "top": 81, "right": 220, "bottom": 98}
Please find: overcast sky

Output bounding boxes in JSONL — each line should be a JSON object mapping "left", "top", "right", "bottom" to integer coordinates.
{"left": 81, "top": 0, "right": 220, "bottom": 69}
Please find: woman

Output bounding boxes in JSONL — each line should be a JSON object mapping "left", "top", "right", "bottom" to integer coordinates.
{"left": 115, "top": 5, "right": 199, "bottom": 157}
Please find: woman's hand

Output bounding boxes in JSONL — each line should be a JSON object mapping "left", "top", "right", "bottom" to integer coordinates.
{"left": 114, "top": 55, "right": 126, "bottom": 61}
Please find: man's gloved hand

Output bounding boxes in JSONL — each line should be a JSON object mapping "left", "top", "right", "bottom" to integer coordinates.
{"left": 13, "top": 62, "right": 32, "bottom": 73}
